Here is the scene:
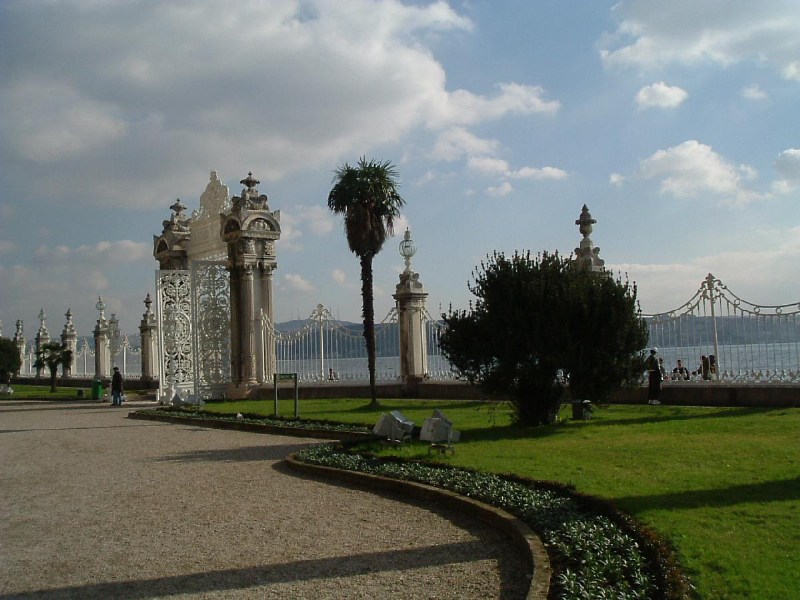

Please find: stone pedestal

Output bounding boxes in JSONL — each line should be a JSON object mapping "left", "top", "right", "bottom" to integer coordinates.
{"left": 394, "top": 270, "right": 429, "bottom": 384}
{"left": 573, "top": 204, "right": 605, "bottom": 272}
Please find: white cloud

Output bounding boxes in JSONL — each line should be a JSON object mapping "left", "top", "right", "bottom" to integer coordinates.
{"left": 635, "top": 82, "right": 688, "bottom": 109}
{"left": 774, "top": 148, "right": 800, "bottom": 192}
{"left": 612, "top": 226, "right": 800, "bottom": 313}
{"left": 393, "top": 214, "right": 410, "bottom": 236}
{"left": 610, "top": 173, "right": 625, "bottom": 186}
{"left": 510, "top": 166, "right": 568, "bottom": 180}
{"left": 430, "top": 127, "right": 499, "bottom": 161}
{"left": 293, "top": 205, "right": 335, "bottom": 236}
{"left": 467, "top": 157, "right": 567, "bottom": 181}
{"left": 637, "top": 140, "right": 764, "bottom": 205}
{"left": 486, "top": 182, "right": 513, "bottom": 197}
{"left": 1, "top": 79, "right": 127, "bottom": 162}
{"left": 427, "top": 82, "right": 560, "bottom": 128}
{"left": 467, "top": 156, "right": 509, "bottom": 176}
{"left": 32, "top": 240, "right": 150, "bottom": 265}
{"left": 784, "top": 62, "right": 800, "bottom": 81}
{"left": 332, "top": 269, "right": 347, "bottom": 285}
{"left": 0, "top": 240, "right": 155, "bottom": 334}
{"left": 601, "top": 2, "right": 800, "bottom": 80}
{"left": 414, "top": 170, "right": 438, "bottom": 185}
{"left": 0, "top": 1, "right": 556, "bottom": 209}
{"left": 741, "top": 84, "right": 768, "bottom": 100}
{"left": 283, "top": 273, "right": 315, "bottom": 292}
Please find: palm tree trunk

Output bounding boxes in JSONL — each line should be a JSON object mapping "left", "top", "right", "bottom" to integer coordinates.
{"left": 360, "top": 255, "right": 379, "bottom": 407}
{"left": 49, "top": 366, "right": 58, "bottom": 393}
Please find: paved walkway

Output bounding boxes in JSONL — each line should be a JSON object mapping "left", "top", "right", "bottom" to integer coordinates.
{"left": 0, "top": 401, "right": 528, "bottom": 599}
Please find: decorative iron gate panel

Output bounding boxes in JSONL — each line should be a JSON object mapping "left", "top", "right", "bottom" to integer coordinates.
{"left": 191, "top": 260, "right": 230, "bottom": 398}
{"left": 156, "top": 270, "right": 193, "bottom": 400}
{"left": 157, "top": 262, "right": 231, "bottom": 401}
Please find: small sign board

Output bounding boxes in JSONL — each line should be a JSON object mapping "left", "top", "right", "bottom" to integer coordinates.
{"left": 273, "top": 373, "right": 299, "bottom": 418}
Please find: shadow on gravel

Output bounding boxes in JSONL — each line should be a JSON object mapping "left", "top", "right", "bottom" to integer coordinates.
{"left": 4, "top": 540, "right": 526, "bottom": 600}
{"left": 0, "top": 423, "right": 167, "bottom": 434}
{"left": 151, "top": 442, "right": 316, "bottom": 463}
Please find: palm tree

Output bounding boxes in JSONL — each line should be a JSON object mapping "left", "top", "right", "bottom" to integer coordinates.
{"left": 328, "top": 157, "right": 405, "bottom": 407}
{"left": 34, "top": 342, "right": 73, "bottom": 393}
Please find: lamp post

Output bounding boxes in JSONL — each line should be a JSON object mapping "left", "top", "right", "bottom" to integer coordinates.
{"left": 96, "top": 296, "right": 106, "bottom": 321}
{"left": 35, "top": 308, "right": 50, "bottom": 378}
{"left": 393, "top": 228, "right": 428, "bottom": 386}
{"left": 399, "top": 228, "right": 416, "bottom": 272}
{"left": 108, "top": 313, "right": 121, "bottom": 369}
{"left": 94, "top": 296, "right": 110, "bottom": 380}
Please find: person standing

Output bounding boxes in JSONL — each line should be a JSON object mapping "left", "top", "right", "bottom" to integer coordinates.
{"left": 111, "top": 367, "right": 124, "bottom": 406}
{"left": 645, "top": 348, "right": 662, "bottom": 405}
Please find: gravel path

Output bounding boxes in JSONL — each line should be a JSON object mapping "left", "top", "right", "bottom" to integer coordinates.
{"left": 0, "top": 401, "right": 529, "bottom": 599}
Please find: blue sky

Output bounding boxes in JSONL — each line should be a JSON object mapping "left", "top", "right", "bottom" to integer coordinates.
{"left": 1, "top": 0, "right": 799, "bottom": 338}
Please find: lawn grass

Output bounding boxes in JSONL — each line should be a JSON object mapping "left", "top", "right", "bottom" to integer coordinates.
{"left": 1, "top": 384, "right": 149, "bottom": 400}
{"left": 1, "top": 384, "right": 87, "bottom": 399}
{"left": 205, "top": 398, "right": 800, "bottom": 600}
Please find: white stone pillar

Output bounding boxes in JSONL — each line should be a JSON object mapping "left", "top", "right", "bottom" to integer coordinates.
{"left": 394, "top": 272, "right": 429, "bottom": 383}
{"left": 13, "top": 320, "right": 26, "bottom": 379}
{"left": 393, "top": 229, "right": 429, "bottom": 386}
{"left": 34, "top": 309, "right": 50, "bottom": 378}
{"left": 139, "top": 294, "right": 158, "bottom": 382}
{"left": 240, "top": 265, "right": 257, "bottom": 385}
{"left": 94, "top": 323, "right": 110, "bottom": 380}
{"left": 61, "top": 309, "right": 77, "bottom": 378}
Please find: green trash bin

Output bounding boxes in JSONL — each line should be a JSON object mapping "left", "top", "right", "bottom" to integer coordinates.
{"left": 91, "top": 379, "right": 104, "bottom": 400}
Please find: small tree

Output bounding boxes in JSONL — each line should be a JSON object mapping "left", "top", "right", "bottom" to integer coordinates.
{"left": 440, "top": 251, "right": 647, "bottom": 426}
{"left": 33, "top": 342, "right": 72, "bottom": 393}
{"left": 0, "top": 337, "right": 22, "bottom": 385}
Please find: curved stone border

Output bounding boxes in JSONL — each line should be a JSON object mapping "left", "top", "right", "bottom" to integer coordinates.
{"left": 285, "top": 452, "right": 551, "bottom": 600}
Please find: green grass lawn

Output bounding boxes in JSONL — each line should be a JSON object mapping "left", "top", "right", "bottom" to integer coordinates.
{"left": 1, "top": 384, "right": 87, "bottom": 399}
{"left": 1, "top": 384, "right": 149, "bottom": 400}
{"left": 205, "top": 398, "right": 800, "bottom": 600}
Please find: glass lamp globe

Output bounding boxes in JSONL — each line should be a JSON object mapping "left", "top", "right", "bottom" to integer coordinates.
{"left": 399, "top": 229, "right": 416, "bottom": 258}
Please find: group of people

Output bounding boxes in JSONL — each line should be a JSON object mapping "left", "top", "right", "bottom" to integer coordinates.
{"left": 645, "top": 349, "right": 717, "bottom": 405}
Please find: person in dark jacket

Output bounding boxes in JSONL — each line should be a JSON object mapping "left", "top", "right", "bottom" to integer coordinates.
{"left": 644, "top": 348, "right": 662, "bottom": 405}
{"left": 111, "top": 367, "right": 124, "bottom": 406}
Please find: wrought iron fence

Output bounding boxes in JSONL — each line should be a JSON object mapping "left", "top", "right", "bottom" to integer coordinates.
{"left": 259, "top": 303, "right": 455, "bottom": 382}
{"left": 18, "top": 337, "right": 142, "bottom": 378}
{"left": 644, "top": 273, "right": 800, "bottom": 383}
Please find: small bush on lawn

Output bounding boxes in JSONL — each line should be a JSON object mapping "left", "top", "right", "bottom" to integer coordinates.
{"left": 296, "top": 443, "right": 691, "bottom": 600}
